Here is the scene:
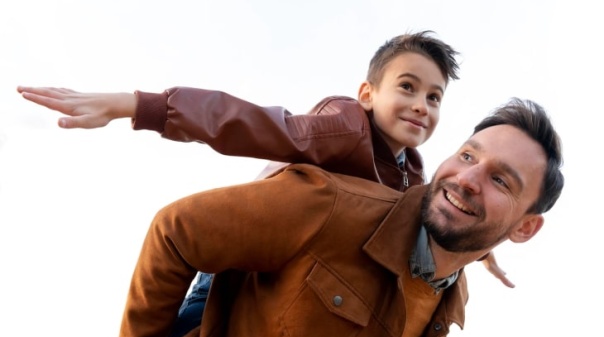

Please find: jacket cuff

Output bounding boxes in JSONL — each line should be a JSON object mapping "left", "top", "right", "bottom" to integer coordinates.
{"left": 131, "top": 90, "right": 169, "bottom": 133}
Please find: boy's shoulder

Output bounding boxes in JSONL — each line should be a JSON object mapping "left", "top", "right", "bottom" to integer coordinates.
{"left": 306, "top": 96, "right": 366, "bottom": 117}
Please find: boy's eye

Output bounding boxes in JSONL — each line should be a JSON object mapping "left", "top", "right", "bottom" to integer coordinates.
{"left": 400, "top": 83, "right": 412, "bottom": 91}
{"left": 428, "top": 94, "right": 441, "bottom": 103}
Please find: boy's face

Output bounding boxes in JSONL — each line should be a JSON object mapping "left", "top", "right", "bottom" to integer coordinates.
{"left": 423, "top": 125, "right": 546, "bottom": 253}
{"left": 358, "top": 52, "right": 446, "bottom": 156}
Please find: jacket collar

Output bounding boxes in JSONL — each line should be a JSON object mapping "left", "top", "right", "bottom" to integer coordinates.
{"left": 363, "top": 184, "right": 426, "bottom": 275}
{"left": 362, "top": 184, "right": 467, "bottom": 330}
{"left": 368, "top": 119, "right": 425, "bottom": 190}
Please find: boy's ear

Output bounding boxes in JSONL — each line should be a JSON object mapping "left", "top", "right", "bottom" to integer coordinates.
{"left": 508, "top": 214, "right": 544, "bottom": 243}
{"left": 357, "top": 81, "right": 373, "bottom": 111}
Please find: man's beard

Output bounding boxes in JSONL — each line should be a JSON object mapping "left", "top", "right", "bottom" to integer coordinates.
{"left": 420, "top": 181, "right": 508, "bottom": 252}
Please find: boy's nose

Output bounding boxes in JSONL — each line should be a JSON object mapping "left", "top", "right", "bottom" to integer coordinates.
{"left": 412, "top": 97, "right": 429, "bottom": 115}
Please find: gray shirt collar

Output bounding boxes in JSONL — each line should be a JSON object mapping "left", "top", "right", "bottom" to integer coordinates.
{"left": 409, "top": 226, "right": 459, "bottom": 293}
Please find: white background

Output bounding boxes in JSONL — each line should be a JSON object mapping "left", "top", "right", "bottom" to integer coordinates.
{"left": 0, "top": 0, "right": 599, "bottom": 336}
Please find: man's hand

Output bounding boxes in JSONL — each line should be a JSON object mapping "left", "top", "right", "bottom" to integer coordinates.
{"left": 17, "top": 86, "right": 137, "bottom": 129}
{"left": 481, "top": 252, "right": 515, "bottom": 288}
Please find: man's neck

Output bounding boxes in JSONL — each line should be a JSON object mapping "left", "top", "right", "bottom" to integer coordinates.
{"left": 428, "top": 237, "right": 491, "bottom": 280}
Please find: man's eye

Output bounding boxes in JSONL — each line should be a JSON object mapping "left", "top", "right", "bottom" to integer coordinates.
{"left": 462, "top": 153, "right": 472, "bottom": 161}
{"left": 493, "top": 176, "right": 509, "bottom": 188}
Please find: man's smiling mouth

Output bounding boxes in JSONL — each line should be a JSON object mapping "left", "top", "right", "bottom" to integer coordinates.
{"left": 445, "top": 191, "right": 475, "bottom": 215}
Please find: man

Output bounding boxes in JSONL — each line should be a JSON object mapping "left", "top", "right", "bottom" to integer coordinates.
{"left": 121, "top": 97, "right": 563, "bottom": 337}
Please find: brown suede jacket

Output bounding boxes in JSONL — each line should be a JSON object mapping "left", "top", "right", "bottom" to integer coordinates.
{"left": 121, "top": 164, "right": 467, "bottom": 337}
{"left": 131, "top": 87, "right": 425, "bottom": 191}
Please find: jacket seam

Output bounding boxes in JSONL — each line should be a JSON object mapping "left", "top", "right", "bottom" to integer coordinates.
{"left": 292, "top": 130, "right": 364, "bottom": 142}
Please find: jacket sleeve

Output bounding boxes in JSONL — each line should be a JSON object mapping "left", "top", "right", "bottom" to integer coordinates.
{"left": 119, "top": 164, "right": 337, "bottom": 337}
{"left": 131, "top": 87, "right": 375, "bottom": 173}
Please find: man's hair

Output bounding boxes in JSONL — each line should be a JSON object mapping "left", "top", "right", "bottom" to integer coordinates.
{"left": 473, "top": 98, "right": 564, "bottom": 214}
{"left": 366, "top": 30, "right": 460, "bottom": 86}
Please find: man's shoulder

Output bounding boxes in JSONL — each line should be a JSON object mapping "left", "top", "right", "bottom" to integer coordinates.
{"left": 284, "top": 163, "right": 402, "bottom": 202}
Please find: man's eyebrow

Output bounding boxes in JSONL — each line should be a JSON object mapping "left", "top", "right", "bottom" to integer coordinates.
{"left": 465, "top": 139, "right": 524, "bottom": 190}
{"left": 396, "top": 72, "right": 444, "bottom": 95}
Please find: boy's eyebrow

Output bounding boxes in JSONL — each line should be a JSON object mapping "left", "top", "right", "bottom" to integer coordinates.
{"left": 397, "top": 73, "right": 445, "bottom": 95}
{"left": 465, "top": 139, "right": 524, "bottom": 190}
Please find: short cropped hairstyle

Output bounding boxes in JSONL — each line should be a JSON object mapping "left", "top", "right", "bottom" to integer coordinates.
{"left": 473, "top": 98, "right": 564, "bottom": 214}
{"left": 367, "top": 30, "right": 460, "bottom": 86}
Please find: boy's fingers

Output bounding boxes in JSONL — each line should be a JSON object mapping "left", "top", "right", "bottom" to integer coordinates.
{"left": 59, "top": 117, "right": 90, "bottom": 129}
{"left": 21, "top": 92, "right": 72, "bottom": 114}
{"left": 59, "top": 114, "right": 108, "bottom": 129}
{"left": 491, "top": 266, "right": 515, "bottom": 288}
{"left": 18, "top": 86, "right": 67, "bottom": 98}
{"left": 497, "top": 273, "right": 515, "bottom": 288}
{"left": 58, "top": 118, "right": 74, "bottom": 129}
{"left": 56, "top": 88, "right": 78, "bottom": 94}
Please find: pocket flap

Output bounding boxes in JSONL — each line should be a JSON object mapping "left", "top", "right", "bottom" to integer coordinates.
{"left": 307, "top": 264, "right": 372, "bottom": 327}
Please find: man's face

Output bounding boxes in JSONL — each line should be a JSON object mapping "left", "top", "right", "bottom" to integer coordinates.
{"left": 422, "top": 125, "right": 546, "bottom": 252}
{"left": 358, "top": 52, "right": 446, "bottom": 156}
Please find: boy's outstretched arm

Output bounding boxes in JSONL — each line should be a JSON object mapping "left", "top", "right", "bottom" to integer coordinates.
{"left": 482, "top": 252, "right": 515, "bottom": 288}
{"left": 17, "top": 86, "right": 136, "bottom": 129}
{"left": 18, "top": 86, "right": 378, "bottom": 181}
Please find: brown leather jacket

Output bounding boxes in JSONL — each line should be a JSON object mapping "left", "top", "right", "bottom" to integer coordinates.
{"left": 132, "top": 87, "right": 425, "bottom": 191}
{"left": 120, "top": 164, "right": 467, "bottom": 337}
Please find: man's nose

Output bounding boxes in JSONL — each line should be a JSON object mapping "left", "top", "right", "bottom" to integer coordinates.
{"left": 456, "top": 165, "right": 482, "bottom": 194}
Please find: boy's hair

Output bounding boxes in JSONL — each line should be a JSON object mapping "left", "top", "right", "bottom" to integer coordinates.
{"left": 473, "top": 98, "right": 564, "bottom": 214}
{"left": 367, "top": 30, "right": 460, "bottom": 86}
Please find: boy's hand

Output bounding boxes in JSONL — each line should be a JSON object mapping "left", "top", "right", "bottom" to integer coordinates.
{"left": 481, "top": 252, "right": 515, "bottom": 288}
{"left": 17, "top": 86, "right": 136, "bottom": 129}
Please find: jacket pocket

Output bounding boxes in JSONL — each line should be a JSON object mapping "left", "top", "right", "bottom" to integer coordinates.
{"left": 281, "top": 263, "right": 372, "bottom": 336}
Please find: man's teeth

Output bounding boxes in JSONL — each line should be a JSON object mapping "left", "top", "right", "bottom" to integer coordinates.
{"left": 445, "top": 192, "right": 473, "bottom": 215}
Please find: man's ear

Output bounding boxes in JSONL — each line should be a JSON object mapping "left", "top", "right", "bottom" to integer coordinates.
{"left": 357, "top": 81, "right": 373, "bottom": 111}
{"left": 509, "top": 214, "right": 544, "bottom": 243}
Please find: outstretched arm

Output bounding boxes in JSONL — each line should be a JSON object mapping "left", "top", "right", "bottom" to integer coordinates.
{"left": 17, "top": 86, "right": 136, "bottom": 129}
{"left": 19, "top": 87, "right": 377, "bottom": 180}
{"left": 481, "top": 252, "right": 515, "bottom": 288}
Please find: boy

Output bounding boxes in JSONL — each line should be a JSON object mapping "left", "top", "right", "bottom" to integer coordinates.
{"left": 18, "top": 31, "right": 511, "bottom": 336}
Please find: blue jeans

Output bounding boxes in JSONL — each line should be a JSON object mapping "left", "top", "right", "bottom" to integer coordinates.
{"left": 169, "top": 272, "right": 214, "bottom": 337}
